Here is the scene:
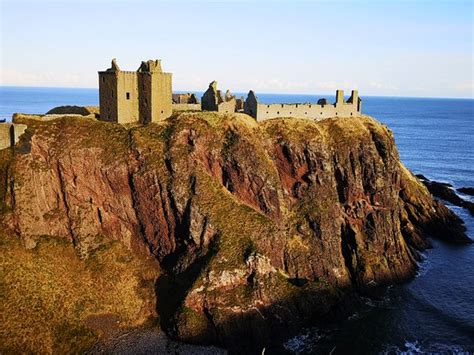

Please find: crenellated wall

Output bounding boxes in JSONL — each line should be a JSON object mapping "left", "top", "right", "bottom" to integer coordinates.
{"left": 244, "top": 90, "right": 362, "bottom": 121}
{"left": 98, "top": 59, "right": 172, "bottom": 124}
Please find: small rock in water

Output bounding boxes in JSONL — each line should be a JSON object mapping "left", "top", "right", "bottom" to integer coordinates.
{"left": 458, "top": 187, "right": 474, "bottom": 196}
{"left": 416, "top": 175, "right": 474, "bottom": 217}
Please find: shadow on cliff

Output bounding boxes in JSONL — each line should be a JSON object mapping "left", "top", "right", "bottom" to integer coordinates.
{"left": 153, "top": 255, "right": 418, "bottom": 354}
{"left": 154, "top": 235, "right": 220, "bottom": 337}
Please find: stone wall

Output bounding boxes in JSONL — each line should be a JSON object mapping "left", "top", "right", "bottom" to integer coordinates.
{"left": 12, "top": 124, "right": 27, "bottom": 145}
{"left": 201, "top": 81, "right": 219, "bottom": 111}
{"left": 149, "top": 71, "right": 172, "bottom": 122}
{"left": 116, "top": 71, "right": 140, "bottom": 124}
{"left": 245, "top": 90, "right": 362, "bottom": 121}
{"left": 201, "top": 81, "right": 237, "bottom": 113}
{"left": 98, "top": 59, "right": 172, "bottom": 124}
{"left": 217, "top": 98, "right": 236, "bottom": 113}
{"left": 0, "top": 123, "right": 27, "bottom": 150}
{"left": 173, "top": 93, "right": 199, "bottom": 104}
{"left": 138, "top": 73, "right": 153, "bottom": 124}
{"left": 98, "top": 72, "right": 118, "bottom": 122}
{"left": 172, "top": 103, "right": 202, "bottom": 112}
{"left": 0, "top": 124, "right": 11, "bottom": 150}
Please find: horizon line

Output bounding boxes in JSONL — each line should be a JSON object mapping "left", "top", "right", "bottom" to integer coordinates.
{"left": 0, "top": 85, "right": 473, "bottom": 101}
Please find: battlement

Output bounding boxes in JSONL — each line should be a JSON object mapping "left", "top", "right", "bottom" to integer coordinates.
{"left": 97, "top": 58, "right": 361, "bottom": 124}
{"left": 98, "top": 58, "right": 172, "bottom": 124}
{"left": 138, "top": 59, "right": 163, "bottom": 73}
{"left": 244, "top": 90, "right": 362, "bottom": 121}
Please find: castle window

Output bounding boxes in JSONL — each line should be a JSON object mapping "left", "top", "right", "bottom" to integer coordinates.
{"left": 277, "top": 111, "right": 280, "bottom": 114}
{"left": 102, "top": 77, "right": 105, "bottom": 83}
{"left": 305, "top": 112, "right": 307, "bottom": 115}
{"left": 161, "top": 110, "right": 164, "bottom": 114}
{"left": 266, "top": 111, "right": 269, "bottom": 114}
{"left": 126, "top": 92, "right": 130, "bottom": 100}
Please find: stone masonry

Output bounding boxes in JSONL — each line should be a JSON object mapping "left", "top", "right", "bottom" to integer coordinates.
{"left": 244, "top": 90, "right": 362, "bottom": 121}
{"left": 201, "top": 81, "right": 237, "bottom": 114}
{"left": 98, "top": 59, "right": 172, "bottom": 124}
{"left": 172, "top": 93, "right": 201, "bottom": 112}
{"left": 0, "top": 123, "right": 28, "bottom": 150}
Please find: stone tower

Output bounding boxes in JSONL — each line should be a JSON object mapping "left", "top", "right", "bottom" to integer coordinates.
{"left": 98, "top": 59, "right": 172, "bottom": 124}
{"left": 137, "top": 60, "right": 172, "bottom": 124}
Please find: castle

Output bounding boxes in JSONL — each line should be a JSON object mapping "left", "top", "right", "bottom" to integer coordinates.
{"left": 94, "top": 58, "right": 363, "bottom": 123}
{"left": 244, "top": 89, "right": 361, "bottom": 121}
{"left": 98, "top": 59, "right": 172, "bottom": 124}
{"left": 1, "top": 58, "right": 361, "bottom": 151}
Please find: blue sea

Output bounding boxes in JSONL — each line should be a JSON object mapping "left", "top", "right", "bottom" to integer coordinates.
{"left": 1, "top": 86, "right": 473, "bottom": 354}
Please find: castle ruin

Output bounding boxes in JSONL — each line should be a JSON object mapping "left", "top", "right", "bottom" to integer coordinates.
{"left": 201, "top": 81, "right": 238, "bottom": 114}
{"left": 98, "top": 59, "right": 172, "bottom": 124}
{"left": 244, "top": 90, "right": 361, "bottom": 121}
{"left": 96, "top": 58, "right": 362, "bottom": 124}
{"left": 0, "top": 123, "right": 27, "bottom": 150}
{"left": 172, "top": 93, "right": 201, "bottom": 112}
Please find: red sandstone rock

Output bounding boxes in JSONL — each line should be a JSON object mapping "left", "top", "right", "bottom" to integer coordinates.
{"left": 0, "top": 112, "right": 469, "bottom": 352}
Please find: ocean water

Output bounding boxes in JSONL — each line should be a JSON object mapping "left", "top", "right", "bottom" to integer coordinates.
{"left": 1, "top": 86, "right": 473, "bottom": 353}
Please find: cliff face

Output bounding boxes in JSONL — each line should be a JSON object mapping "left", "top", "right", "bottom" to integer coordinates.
{"left": 0, "top": 112, "right": 468, "bottom": 351}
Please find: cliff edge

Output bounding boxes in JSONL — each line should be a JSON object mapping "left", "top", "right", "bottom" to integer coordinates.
{"left": 0, "top": 112, "right": 469, "bottom": 352}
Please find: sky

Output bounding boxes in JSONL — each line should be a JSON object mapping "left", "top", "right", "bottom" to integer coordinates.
{"left": 0, "top": 0, "right": 473, "bottom": 98}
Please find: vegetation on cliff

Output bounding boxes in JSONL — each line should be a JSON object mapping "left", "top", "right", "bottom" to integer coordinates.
{"left": 0, "top": 112, "right": 469, "bottom": 353}
{"left": 0, "top": 235, "right": 159, "bottom": 353}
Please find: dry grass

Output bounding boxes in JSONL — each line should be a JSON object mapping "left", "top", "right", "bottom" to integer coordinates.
{"left": 0, "top": 234, "right": 159, "bottom": 354}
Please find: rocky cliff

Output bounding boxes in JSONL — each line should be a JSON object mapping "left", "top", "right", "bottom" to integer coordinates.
{"left": 0, "top": 112, "right": 469, "bottom": 352}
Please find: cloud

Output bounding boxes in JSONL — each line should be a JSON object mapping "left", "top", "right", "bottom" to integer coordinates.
{"left": 368, "top": 81, "right": 399, "bottom": 91}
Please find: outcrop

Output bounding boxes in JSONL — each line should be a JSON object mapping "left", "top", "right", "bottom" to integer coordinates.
{"left": 46, "top": 105, "right": 100, "bottom": 117}
{"left": 0, "top": 112, "right": 470, "bottom": 353}
{"left": 458, "top": 187, "right": 474, "bottom": 196}
{"left": 416, "top": 174, "right": 474, "bottom": 216}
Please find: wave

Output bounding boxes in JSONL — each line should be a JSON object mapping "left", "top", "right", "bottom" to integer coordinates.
{"left": 381, "top": 340, "right": 470, "bottom": 354}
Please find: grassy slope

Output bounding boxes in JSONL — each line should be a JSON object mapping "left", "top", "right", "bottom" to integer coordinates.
{"left": 0, "top": 234, "right": 159, "bottom": 354}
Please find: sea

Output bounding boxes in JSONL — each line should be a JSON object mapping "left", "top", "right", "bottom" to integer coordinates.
{"left": 1, "top": 86, "right": 473, "bottom": 354}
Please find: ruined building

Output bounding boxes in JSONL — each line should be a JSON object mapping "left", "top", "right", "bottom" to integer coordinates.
{"left": 201, "top": 81, "right": 237, "bottom": 114}
{"left": 172, "top": 93, "right": 199, "bottom": 104}
{"left": 0, "top": 123, "right": 27, "bottom": 150}
{"left": 98, "top": 59, "right": 172, "bottom": 124}
{"left": 172, "top": 93, "right": 201, "bottom": 112}
{"left": 97, "top": 58, "right": 361, "bottom": 123}
{"left": 244, "top": 90, "right": 362, "bottom": 121}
